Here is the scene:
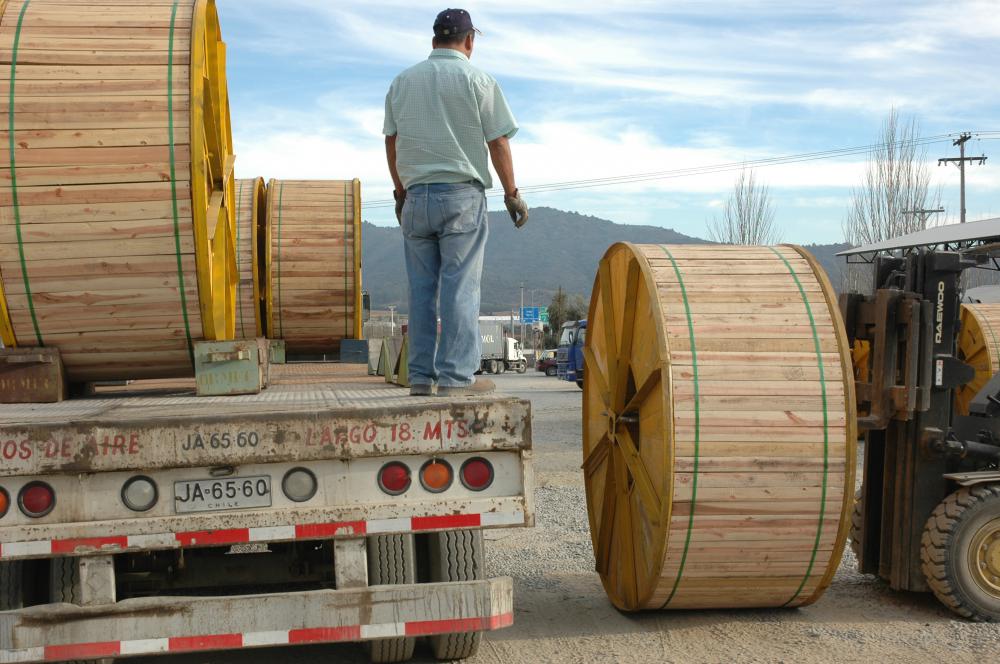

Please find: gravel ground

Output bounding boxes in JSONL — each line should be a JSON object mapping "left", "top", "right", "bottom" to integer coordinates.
{"left": 145, "top": 371, "right": 1000, "bottom": 664}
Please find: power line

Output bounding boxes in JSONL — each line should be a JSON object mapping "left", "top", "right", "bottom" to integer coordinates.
{"left": 365, "top": 130, "right": 1000, "bottom": 210}
{"left": 938, "top": 132, "right": 988, "bottom": 224}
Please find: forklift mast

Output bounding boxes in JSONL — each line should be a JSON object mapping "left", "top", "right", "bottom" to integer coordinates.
{"left": 841, "top": 249, "right": 977, "bottom": 591}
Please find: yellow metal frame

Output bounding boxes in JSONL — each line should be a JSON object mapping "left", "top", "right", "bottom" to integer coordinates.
{"left": 353, "top": 178, "right": 363, "bottom": 340}
{"left": 0, "top": 0, "right": 19, "bottom": 347}
{"left": 190, "top": 0, "right": 236, "bottom": 341}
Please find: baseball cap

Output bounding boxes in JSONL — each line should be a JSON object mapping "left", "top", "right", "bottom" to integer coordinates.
{"left": 433, "top": 8, "right": 481, "bottom": 37}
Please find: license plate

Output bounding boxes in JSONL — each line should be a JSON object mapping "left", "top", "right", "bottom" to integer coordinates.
{"left": 174, "top": 476, "right": 272, "bottom": 514}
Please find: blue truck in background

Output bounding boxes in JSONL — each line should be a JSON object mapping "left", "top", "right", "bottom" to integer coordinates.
{"left": 556, "top": 320, "right": 586, "bottom": 389}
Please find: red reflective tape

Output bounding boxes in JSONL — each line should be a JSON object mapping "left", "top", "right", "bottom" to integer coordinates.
{"left": 411, "top": 514, "right": 481, "bottom": 531}
{"left": 175, "top": 529, "right": 249, "bottom": 547}
{"left": 405, "top": 616, "right": 488, "bottom": 637}
{"left": 51, "top": 536, "right": 128, "bottom": 555}
{"left": 168, "top": 633, "right": 243, "bottom": 652}
{"left": 45, "top": 641, "right": 120, "bottom": 660}
{"left": 289, "top": 626, "right": 362, "bottom": 644}
{"left": 488, "top": 612, "right": 515, "bottom": 629}
{"left": 295, "top": 521, "right": 366, "bottom": 539}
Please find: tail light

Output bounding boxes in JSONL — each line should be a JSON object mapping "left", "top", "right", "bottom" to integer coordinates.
{"left": 19, "top": 482, "right": 55, "bottom": 518}
{"left": 121, "top": 476, "right": 159, "bottom": 512}
{"left": 420, "top": 459, "right": 453, "bottom": 493}
{"left": 0, "top": 487, "right": 9, "bottom": 518}
{"left": 378, "top": 462, "right": 411, "bottom": 496}
{"left": 460, "top": 458, "right": 494, "bottom": 491}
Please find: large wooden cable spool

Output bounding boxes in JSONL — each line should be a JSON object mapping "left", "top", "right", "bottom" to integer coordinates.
{"left": 265, "top": 179, "right": 362, "bottom": 354}
{"left": 955, "top": 303, "right": 1000, "bottom": 415}
{"left": 582, "top": 243, "right": 857, "bottom": 611}
{"left": 0, "top": 0, "right": 236, "bottom": 380}
{"left": 234, "top": 177, "right": 265, "bottom": 339}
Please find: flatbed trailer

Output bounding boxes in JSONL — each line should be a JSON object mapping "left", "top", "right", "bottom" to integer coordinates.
{"left": 0, "top": 364, "right": 533, "bottom": 663}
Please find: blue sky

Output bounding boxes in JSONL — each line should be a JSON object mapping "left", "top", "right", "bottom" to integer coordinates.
{"left": 220, "top": 0, "right": 999, "bottom": 244}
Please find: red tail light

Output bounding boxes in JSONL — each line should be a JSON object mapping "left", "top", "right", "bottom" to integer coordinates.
{"left": 460, "top": 458, "right": 494, "bottom": 491}
{"left": 378, "top": 462, "right": 411, "bottom": 496}
{"left": 0, "top": 487, "right": 9, "bottom": 518}
{"left": 19, "top": 482, "right": 55, "bottom": 518}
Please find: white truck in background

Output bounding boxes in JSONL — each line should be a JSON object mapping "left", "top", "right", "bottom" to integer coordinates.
{"left": 479, "top": 321, "right": 527, "bottom": 375}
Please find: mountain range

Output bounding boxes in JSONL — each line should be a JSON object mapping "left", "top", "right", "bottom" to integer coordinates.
{"left": 361, "top": 207, "right": 851, "bottom": 314}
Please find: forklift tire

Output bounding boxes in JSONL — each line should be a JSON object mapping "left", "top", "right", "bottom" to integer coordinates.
{"left": 427, "top": 529, "right": 484, "bottom": 660}
{"left": 921, "top": 483, "right": 1000, "bottom": 621}
{"left": 50, "top": 557, "right": 112, "bottom": 664}
{"left": 850, "top": 489, "right": 862, "bottom": 563}
{"left": 0, "top": 561, "right": 23, "bottom": 610}
{"left": 576, "top": 379, "right": 584, "bottom": 390}
{"left": 366, "top": 534, "right": 417, "bottom": 663}
{"left": 545, "top": 366, "right": 557, "bottom": 377}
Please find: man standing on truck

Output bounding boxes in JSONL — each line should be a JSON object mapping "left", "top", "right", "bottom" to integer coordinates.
{"left": 384, "top": 8, "right": 528, "bottom": 397}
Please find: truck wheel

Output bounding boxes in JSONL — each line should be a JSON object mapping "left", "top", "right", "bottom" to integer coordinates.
{"left": 545, "top": 366, "right": 556, "bottom": 377}
{"left": 517, "top": 362, "right": 527, "bottom": 374}
{"left": 50, "top": 558, "right": 113, "bottom": 664}
{"left": 428, "top": 529, "right": 483, "bottom": 660}
{"left": 0, "top": 561, "right": 24, "bottom": 610}
{"left": 498, "top": 362, "right": 506, "bottom": 374}
{"left": 850, "top": 488, "right": 862, "bottom": 563}
{"left": 921, "top": 483, "right": 1000, "bottom": 621}
{"left": 367, "top": 535, "right": 417, "bottom": 663}
{"left": 487, "top": 360, "right": 498, "bottom": 374}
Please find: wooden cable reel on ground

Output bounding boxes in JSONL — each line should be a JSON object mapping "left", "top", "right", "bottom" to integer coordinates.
{"left": 582, "top": 243, "right": 856, "bottom": 610}
{"left": 265, "top": 179, "right": 362, "bottom": 354}
{"left": 955, "top": 303, "right": 1000, "bottom": 416}
{"left": 234, "top": 177, "right": 265, "bottom": 339}
{"left": 0, "top": 0, "right": 236, "bottom": 380}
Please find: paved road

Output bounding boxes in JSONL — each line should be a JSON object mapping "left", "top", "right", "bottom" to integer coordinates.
{"left": 145, "top": 371, "right": 999, "bottom": 663}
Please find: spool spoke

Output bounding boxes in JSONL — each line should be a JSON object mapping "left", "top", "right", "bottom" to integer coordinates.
{"left": 583, "top": 434, "right": 612, "bottom": 477}
{"left": 618, "top": 428, "right": 661, "bottom": 518}
{"left": 614, "top": 449, "right": 638, "bottom": 608}
{"left": 598, "top": 260, "right": 618, "bottom": 399}
{"left": 624, "top": 367, "right": 662, "bottom": 415}
{"left": 594, "top": 454, "right": 618, "bottom": 576}
{"left": 583, "top": 346, "right": 611, "bottom": 409}
{"left": 614, "top": 259, "right": 641, "bottom": 410}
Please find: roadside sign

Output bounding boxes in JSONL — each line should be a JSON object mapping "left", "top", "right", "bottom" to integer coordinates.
{"left": 540, "top": 307, "right": 549, "bottom": 324}
{"left": 521, "top": 307, "right": 540, "bottom": 324}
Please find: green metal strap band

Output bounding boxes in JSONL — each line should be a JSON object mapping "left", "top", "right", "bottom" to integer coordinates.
{"left": 659, "top": 245, "right": 700, "bottom": 608}
{"left": 167, "top": 0, "right": 195, "bottom": 367}
{"left": 343, "top": 181, "right": 349, "bottom": 339}
{"left": 8, "top": 0, "right": 43, "bottom": 346}
{"left": 769, "top": 246, "right": 830, "bottom": 607}
{"left": 969, "top": 303, "right": 1000, "bottom": 374}
{"left": 235, "top": 179, "right": 246, "bottom": 336}
{"left": 276, "top": 182, "right": 285, "bottom": 337}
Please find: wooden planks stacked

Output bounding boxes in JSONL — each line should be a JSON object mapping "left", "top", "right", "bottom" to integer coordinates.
{"left": 234, "top": 177, "right": 265, "bottom": 339}
{"left": 582, "top": 243, "right": 856, "bottom": 611}
{"left": 955, "top": 303, "right": 1000, "bottom": 415}
{"left": 265, "top": 179, "right": 362, "bottom": 355}
{"left": 0, "top": 0, "right": 236, "bottom": 382}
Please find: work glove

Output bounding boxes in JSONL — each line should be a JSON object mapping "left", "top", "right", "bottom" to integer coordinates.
{"left": 504, "top": 189, "right": 529, "bottom": 228}
{"left": 393, "top": 189, "right": 406, "bottom": 225}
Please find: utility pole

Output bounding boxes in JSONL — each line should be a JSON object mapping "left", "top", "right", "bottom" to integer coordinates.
{"left": 939, "top": 133, "right": 987, "bottom": 223}
{"left": 519, "top": 283, "right": 525, "bottom": 350}
{"left": 388, "top": 305, "right": 396, "bottom": 337}
{"left": 902, "top": 207, "right": 945, "bottom": 227}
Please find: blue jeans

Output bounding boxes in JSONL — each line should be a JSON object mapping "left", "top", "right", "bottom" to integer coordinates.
{"left": 401, "top": 183, "right": 488, "bottom": 387}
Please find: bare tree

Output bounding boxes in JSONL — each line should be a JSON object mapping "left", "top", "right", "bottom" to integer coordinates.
{"left": 707, "top": 167, "right": 781, "bottom": 245}
{"left": 842, "top": 109, "right": 941, "bottom": 247}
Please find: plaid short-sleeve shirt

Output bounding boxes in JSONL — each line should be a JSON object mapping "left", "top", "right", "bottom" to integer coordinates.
{"left": 384, "top": 49, "right": 518, "bottom": 190}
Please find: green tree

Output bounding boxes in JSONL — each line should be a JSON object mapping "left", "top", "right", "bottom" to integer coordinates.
{"left": 544, "top": 288, "right": 588, "bottom": 347}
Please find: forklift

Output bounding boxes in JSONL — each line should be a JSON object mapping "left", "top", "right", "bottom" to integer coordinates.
{"left": 840, "top": 223, "right": 1000, "bottom": 621}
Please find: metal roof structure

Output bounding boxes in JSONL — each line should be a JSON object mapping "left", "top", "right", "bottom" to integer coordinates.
{"left": 838, "top": 217, "right": 1000, "bottom": 260}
